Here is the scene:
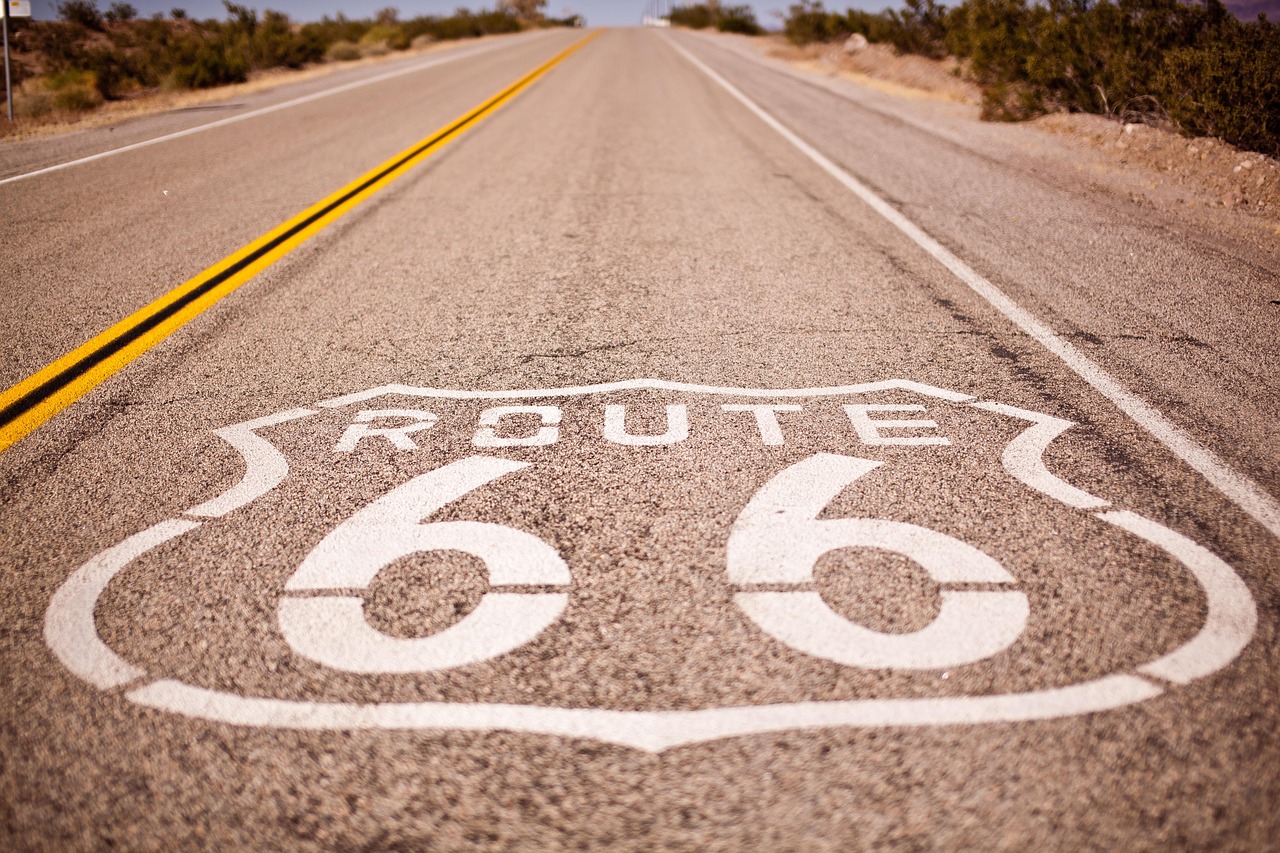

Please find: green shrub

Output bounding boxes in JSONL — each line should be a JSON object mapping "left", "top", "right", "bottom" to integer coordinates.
{"left": 670, "top": 3, "right": 762, "bottom": 34}
{"left": 300, "top": 15, "right": 371, "bottom": 49}
{"left": 884, "top": 0, "right": 948, "bottom": 58}
{"left": 785, "top": 0, "right": 1280, "bottom": 155}
{"left": 670, "top": 4, "right": 714, "bottom": 29}
{"left": 57, "top": 1, "right": 104, "bottom": 30}
{"left": 53, "top": 82, "right": 105, "bottom": 111}
{"left": 169, "top": 45, "right": 248, "bottom": 88}
{"left": 717, "top": 5, "right": 764, "bottom": 34}
{"left": 1158, "top": 18, "right": 1280, "bottom": 155}
{"left": 13, "top": 5, "right": 535, "bottom": 119}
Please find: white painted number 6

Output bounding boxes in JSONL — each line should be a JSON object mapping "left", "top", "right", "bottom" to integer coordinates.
{"left": 727, "top": 453, "right": 1029, "bottom": 669}
{"left": 279, "top": 457, "right": 570, "bottom": 673}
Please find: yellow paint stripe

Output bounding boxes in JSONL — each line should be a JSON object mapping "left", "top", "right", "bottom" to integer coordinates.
{"left": 0, "top": 31, "right": 600, "bottom": 454}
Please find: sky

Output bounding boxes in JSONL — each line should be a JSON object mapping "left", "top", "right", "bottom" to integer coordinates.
{"left": 22, "top": 0, "right": 904, "bottom": 29}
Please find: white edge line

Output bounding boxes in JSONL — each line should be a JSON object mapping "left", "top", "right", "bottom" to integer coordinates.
{"left": 316, "top": 378, "right": 976, "bottom": 408}
{"left": 45, "top": 519, "right": 200, "bottom": 689}
{"left": 184, "top": 408, "right": 317, "bottom": 518}
{"left": 127, "top": 673, "right": 1159, "bottom": 753}
{"left": 0, "top": 33, "right": 550, "bottom": 187}
{"left": 666, "top": 37, "right": 1280, "bottom": 543}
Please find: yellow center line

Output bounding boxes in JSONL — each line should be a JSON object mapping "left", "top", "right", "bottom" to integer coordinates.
{"left": 0, "top": 30, "right": 601, "bottom": 454}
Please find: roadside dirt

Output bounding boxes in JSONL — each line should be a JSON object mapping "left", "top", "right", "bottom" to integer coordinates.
{"left": 771, "top": 39, "right": 981, "bottom": 106}
{"left": 766, "top": 35, "right": 1280, "bottom": 236}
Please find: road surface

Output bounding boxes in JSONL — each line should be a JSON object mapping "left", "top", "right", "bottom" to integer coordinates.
{"left": 2, "top": 27, "right": 1279, "bottom": 849}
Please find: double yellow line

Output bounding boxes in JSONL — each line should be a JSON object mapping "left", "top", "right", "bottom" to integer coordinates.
{"left": 0, "top": 31, "right": 600, "bottom": 453}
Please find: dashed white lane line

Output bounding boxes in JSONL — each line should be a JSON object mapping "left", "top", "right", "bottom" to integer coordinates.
{"left": 0, "top": 33, "right": 552, "bottom": 187}
{"left": 667, "top": 36, "right": 1280, "bottom": 543}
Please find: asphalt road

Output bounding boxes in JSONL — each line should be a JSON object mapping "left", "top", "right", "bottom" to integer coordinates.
{"left": 2, "top": 27, "right": 1279, "bottom": 849}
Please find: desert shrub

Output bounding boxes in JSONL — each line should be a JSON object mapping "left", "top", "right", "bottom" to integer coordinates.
{"left": 670, "top": 3, "right": 762, "bottom": 34}
{"left": 717, "top": 5, "right": 764, "bottom": 34}
{"left": 77, "top": 47, "right": 135, "bottom": 98}
{"left": 54, "top": 82, "right": 105, "bottom": 111}
{"left": 360, "top": 23, "right": 410, "bottom": 51}
{"left": 883, "top": 0, "right": 948, "bottom": 58}
{"left": 248, "top": 10, "right": 323, "bottom": 67}
{"left": 12, "top": 4, "right": 535, "bottom": 120}
{"left": 14, "top": 82, "right": 56, "bottom": 118}
{"left": 300, "top": 15, "right": 372, "bottom": 48}
{"left": 169, "top": 44, "right": 248, "bottom": 88}
{"left": 785, "top": 0, "right": 1280, "bottom": 154}
{"left": 1158, "top": 16, "right": 1280, "bottom": 154}
{"left": 325, "top": 39, "right": 362, "bottom": 61}
{"left": 785, "top": 0, "right": 936, "bottom": 45}
{"left": 17, "top": 70, "right": 105, "bottom": 114}
{"left": 58, "top": 1, "right": 104, "bottom": 30}
{"left": 670, "top": 4, "right": 714, "bottom": 29}
{"left": 105, "top": 3, "right": 137, "bottom": 22}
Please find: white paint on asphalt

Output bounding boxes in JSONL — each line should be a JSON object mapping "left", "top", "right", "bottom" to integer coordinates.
{"left": 44, "top": 519, "right": 200, "bottom": 689}
{"left": 603, "top": 404, "right": 690, "bottom": 446}
{"left": 720, "top": 404, "right": 801, "bottom": 445}
{"left": 737, "top": 590, "right": 1030, "bottom": 670}
{"left": 844, "top": 404, "right": 950, "bottom": 446}
{"left": 0, "top": 35, "right": 550, "bottom": 186}
{"left": 42, "top": 382, "right": 1258, "bottom": 750}
{"left": 284, "top": 457, "right": 572, "bottom": 590}
{"left": 126, "top": 673, "right": 1163, "bottom": 753}
{"left": 668, "top": 36, "right": 1280, "bottom": 544}
{"left": 473, "top": 405, "right": 561, "bottom": 447}
{"left": 334, "top": 409, "right": 439, "bottom": 452}
{"left": 972, "top": 402, "right": 1109, "bottom": 509}
{"left": 729, "top": 453, "right": 1028, "bottom": 668}
{"left": 281, "top": 457, "right": 570, "bottom": 673}
{"left": 280, "top": 593, "right": 570, "bottom": 674}
{"left": 316, "top": 378, "right": 978, "bottom": 407}
{"left": 1101, "top": 510, "right": 1259, "bottom": 685}
{"left": 184, "top": 408, "right": 317, "bottom": 518}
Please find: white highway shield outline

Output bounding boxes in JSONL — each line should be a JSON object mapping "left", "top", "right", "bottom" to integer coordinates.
{"left": 44, "top": 379, "right": 1257, "bottom": 753}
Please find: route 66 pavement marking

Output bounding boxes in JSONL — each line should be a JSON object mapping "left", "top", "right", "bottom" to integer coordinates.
{"left": 44, "top": 378, "right": 1255, "bottom": 753}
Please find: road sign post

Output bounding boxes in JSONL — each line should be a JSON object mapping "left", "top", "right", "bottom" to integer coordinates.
{"left": 3, "top": 0, "right": 11, "bottom": 122}
{"left": 3, "top": 0, "right": 30, "bottom": 122}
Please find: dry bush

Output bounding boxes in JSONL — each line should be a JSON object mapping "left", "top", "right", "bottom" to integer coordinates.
{"left": 324, "top": 40, "right": 361, "bottom": 62}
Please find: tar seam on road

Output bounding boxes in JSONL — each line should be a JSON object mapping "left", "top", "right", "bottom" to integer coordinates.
{"left": 0, "top": 31, "right": 600, "bottom": 455}
{"left": 0, "top": 31, "right": 556, "bottom": 187}
{"left": 666, "top": 35, "right": 1280, "bottom": 542}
